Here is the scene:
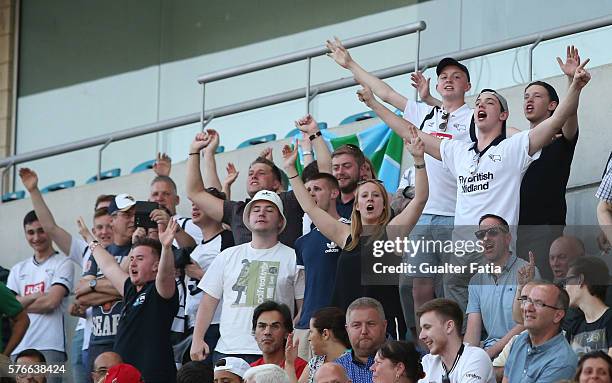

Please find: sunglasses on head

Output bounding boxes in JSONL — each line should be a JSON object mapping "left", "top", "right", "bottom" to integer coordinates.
{"left": 357, "top": 179, "right": 384, "bottom": 186}
{"left": 439, "top": 110, "right": 450, "bottom": 132}
{"left": 474, "top": 226, "right": 508, "bottom": 240}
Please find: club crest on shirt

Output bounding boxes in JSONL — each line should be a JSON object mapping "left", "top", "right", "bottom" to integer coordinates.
{"left": 24, "top": 281, "right": 45, "bottom": 295}
{"left": 133, "top": 293, "right": 146, "bottom": 307}
{"left": 454, "top": 123, "right": 467, "bottom": 132}
{"left": 489, "top": 154, "right": 502, "bottom": 162}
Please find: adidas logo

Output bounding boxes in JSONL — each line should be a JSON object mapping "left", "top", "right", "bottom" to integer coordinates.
{"left": 325, "top": 242, "right": 340, "bottom": 253}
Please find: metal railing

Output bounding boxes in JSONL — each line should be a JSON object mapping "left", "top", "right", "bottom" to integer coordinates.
{"left": 2, "top": 14, "right": 612, "bottom": 195}
{"left": 196, "top": 21, "right": 425, "bottom": 124}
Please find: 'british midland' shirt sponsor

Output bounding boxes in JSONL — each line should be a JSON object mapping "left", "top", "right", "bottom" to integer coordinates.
{"left": 440, "top": 130, "right": 540, "bottom": 235}
{"left": 404, "top": 101, "right": 474, "bottom": 216}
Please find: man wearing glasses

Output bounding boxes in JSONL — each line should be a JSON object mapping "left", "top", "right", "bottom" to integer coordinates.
{"left": 464, "top": 214, "right": 539, "bottom": 360}
{"left": 502, "top": 282, "right": 576, "bottom": 383}
{"left": 91, "top": 351, "right": 122, "bottom": 383}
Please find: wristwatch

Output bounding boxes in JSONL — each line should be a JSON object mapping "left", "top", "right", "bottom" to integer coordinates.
{"left": 89, "top": 279, "right": 97, "bottom": 291}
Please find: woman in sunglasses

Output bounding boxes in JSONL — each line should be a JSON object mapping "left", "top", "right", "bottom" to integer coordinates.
{"left": 282, "top": 129, "right": 428, "bottom": 338}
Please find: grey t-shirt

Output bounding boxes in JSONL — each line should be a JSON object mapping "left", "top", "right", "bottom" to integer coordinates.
{"left": 222, "top": 191, "right": 304, "bottom": 248}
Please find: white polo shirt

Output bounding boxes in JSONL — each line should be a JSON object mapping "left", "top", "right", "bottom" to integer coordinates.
{"left": 419, "top": 343, "right": 496, "bottom": 383}
{"left": 404, "top": 101, "right": 474, "bottom": 216}
{"left": 440, "top": 130, "right": 540, "bottom": 240}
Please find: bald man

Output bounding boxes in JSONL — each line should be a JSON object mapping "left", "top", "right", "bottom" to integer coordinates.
{"left": 315, "top": 363, "right": 352, "bottom": 383}
{"left": 549, "top": 235, "right": 585, "bottom": 283}
{"left": 91, "top": 351, "right": 123, "bottom": 383}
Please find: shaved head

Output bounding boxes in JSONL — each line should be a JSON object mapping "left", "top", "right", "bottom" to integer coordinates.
{"left": 549, "top": 235, "right": 585, "bottom": 281}
{"left": 315, "top": 363, "right": 351, "bottom": 383}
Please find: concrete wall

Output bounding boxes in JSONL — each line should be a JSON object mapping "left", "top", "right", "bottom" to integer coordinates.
{"left": 0, "top": 0, "right": 15, "bottom": 189}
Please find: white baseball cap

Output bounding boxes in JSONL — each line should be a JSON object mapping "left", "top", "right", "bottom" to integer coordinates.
{"left": 107, "top": 193, "right": 137, "bottom": 215}
{"left": 214, "top": 357, "right": 251, "bottom": 379}
{"left": 242, "top": 189, "right": 286, "bottom": 234}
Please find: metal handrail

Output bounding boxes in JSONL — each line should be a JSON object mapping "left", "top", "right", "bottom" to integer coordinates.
{"left": 2, "top": 15, "right": 612, "bottom": 180}
{"left": 198, "top": 21, "right": 426, "bottom": 128}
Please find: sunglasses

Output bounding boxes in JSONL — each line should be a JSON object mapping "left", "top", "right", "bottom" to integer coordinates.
{"left": 357, "top": 179, "right": 385, "bottom": 186}
{"left": 474, "top": 226, "right": 508, "bottom": 240}
{"left": 438, "top": 110, "right": 450, "bottom": 132}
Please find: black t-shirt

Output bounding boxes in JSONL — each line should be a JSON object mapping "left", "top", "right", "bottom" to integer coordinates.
{"left": 519, "top": 131, "right": 578, "bottom": 225}
{"left": 566, "top": 307, "right": 612, "bottom": 357}
{"left": 114, "top": 278, "right": 179, "bottom": 383}
{"left": 222, "top": 191, "right": 304, "bottom": 247}
{"left": 85, "top": 243, "right": 132, "bottom": 346}
{"left": 331, "top": 235, "right": 404, "bottom": 334}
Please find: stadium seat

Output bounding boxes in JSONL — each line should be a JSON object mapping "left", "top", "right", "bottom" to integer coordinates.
{"left": 131, "top": 159, "right": 156, "bottom": 174}
{"left": 1, "top": 190, "right": 25, "bottom": 203}
{"left": 284, "top": 122, "right": 328, "bottom": 138}
{"left": 86, "top": 168, "right": 121, "bottom": 184}
{"left": 339, "top": 111, "right": 377, "bottom": 125}
{"left": 237, "top": 134, "right": 277, "bottom": 149}
{"left": 40, "top": 180, "right": 76, "bottom": 194}
{"left": 217, "top": 145, "right": 225, "bottom": 153}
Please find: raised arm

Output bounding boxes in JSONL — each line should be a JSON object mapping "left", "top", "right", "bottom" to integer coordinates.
{"left": 282, "top": 143, "right": 351, "bottom": 248}
{"left": 222, "top": 162, "right": 239, "bottom": 200}
{"left": 556, "top": 46, "right": 587, "bottom": 140}
{"left": 156, "top": 219, "right": 178, "bottom": 299}
{"left": 357, "top": 86, "right": 443, "bottom": 160}
{"left": 19, "top": 168, "right": 73, "bottom": 256}
{"left": 411, "top": 71, "right": 442, "bottom": 107}
{"left": 77, "top": 217, "right": 129, "bottom": 295}
{"left": 326, "top": 37, "right": 408, "bottom": 111}
{"left": 202, "top": 129, "right": 223, "bottom": 191}
{"left": 187, "top": 133, "right": 225, "bottom": 222}
{"left": 388, "top": 135, "right": 428, "bottom": 236}
{"left": 294, "top": 114, "right": 332, "bottom": 173}
{"left": 528, "top": 61, "right": 590, "bottom": 156}
{"left": 153, "top": 152, "right": 172, "bottom": 177}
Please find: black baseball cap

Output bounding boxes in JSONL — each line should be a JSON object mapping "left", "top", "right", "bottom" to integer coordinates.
{"left": 436, "top": 57, "right": 470, "bottom": 82}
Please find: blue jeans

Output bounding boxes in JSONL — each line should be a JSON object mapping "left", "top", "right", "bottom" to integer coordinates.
{"left": 71, "top": 328, "right": 90, "bottom": 383}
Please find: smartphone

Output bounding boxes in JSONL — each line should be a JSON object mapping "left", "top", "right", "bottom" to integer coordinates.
{"left": 134, "top": 201, "right": 159, "bottom": 229}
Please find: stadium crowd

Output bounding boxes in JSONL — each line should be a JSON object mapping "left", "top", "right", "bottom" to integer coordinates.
{"left": 1, "top": 40, "right": 612, "bottom": 383}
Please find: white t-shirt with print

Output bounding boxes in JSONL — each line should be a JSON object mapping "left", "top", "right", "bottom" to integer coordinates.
{"left": 404, "top": 101, "right": 474, "bottom": 216}
{"left": 440, "top": 130, "right": 540, "bottom": 239}
{"left": 7, "top": 253, "right": 74, "bottom": 355}
{"left": 199, "top": 242, "right": 304, "bottom": 355}
{"left": 419, "top": 343, "right": 496, "bottom": 383}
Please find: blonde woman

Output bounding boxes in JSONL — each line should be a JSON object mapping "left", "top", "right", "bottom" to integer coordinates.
{"left": 281, "top": 129, "right": 427, "bottom": 338}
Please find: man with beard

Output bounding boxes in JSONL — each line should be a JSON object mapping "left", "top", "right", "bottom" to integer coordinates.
{"left": 249, "top": 301, "right": 307, "bottom": 378}
{"left": 187, "top": 126, "right": 328, "bottom": 248}
{"left": 330, "top": 144, "right": 366, "bottom": 219}
{"left": 335, "top": 298, "right": 387, "bottom": 383}
{"left": 464, "top": 214, "right": 539, "bottom": 359}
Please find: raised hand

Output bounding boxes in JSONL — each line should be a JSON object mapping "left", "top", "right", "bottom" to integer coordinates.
{"left": 260, "top": 147, "right": 273, "bottom": 162}
{"left": 190, "top": 132, "right": 211, "bottom": 154}
{"left": 150, "top": 209, "right": 171, "bottom": 231}
{"left": 294, "top": 114, "right": 319, "bottom": 134}
{"left": 572, "top": 59, "right": 591, "bottom": 90}
{"left": 158, "top": 218, "right": 178, "bottom": 248}
{"left": 153, "top": 152, "right": 172, "bottom": 177}
{"left": 281, "top": 143, "right": 299, "bottom": 171}
{"left": 357, "top": 86, "right": 375, "bottom": 107}
{"left": 77, "top": 217, "right": 95, "bottom": 244}
{"left": 411, "top": 71, "right": 432, "bottom": 100}
{"left": 18, "top": 167, "right": 39, "bottom": 192}
{"left": 556, "top": 45, "right": 584, "bottom": 78}
{"left": 285, "top": 332, "right": 299, "bottom": 365}
{"left": 224, "top": 162, "right": 239, "bottom": 186}
{"left": 517, "top": 251, "right": 536, "bottom": 286}
{"left": 326, "top": 36, "right": 353, "bottom": 69}
{"left": 203, "top": 129, "right": 220, "bottom": 154}
{"left": 405, "top": 132, "right": 424, "bottom": 161}
{"left": 300, "top": 132, "right": 313, "bottom": 151}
